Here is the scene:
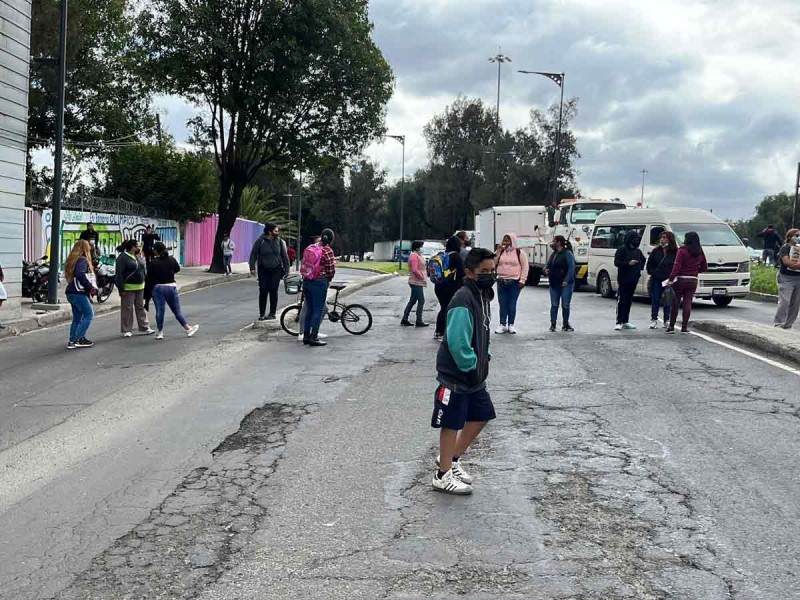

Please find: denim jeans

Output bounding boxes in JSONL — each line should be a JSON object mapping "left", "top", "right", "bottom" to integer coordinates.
{"left": 223, "top": 254, "right": 233, "bottom": 274}
{"left": 649, "top": 278, "right": 672, "bottom": 322}
{"left": 497, "top": 279, "right": 522, "bottom": 325}
{"left": 66, "top": 293, "right": 94, "bottom": 342}
{"left": 153, "top": 284, "right": 188, "bottom": 331}
{"left": 549, "top": 283, "right": 573, "bottom": 324}
{"left": 403, "top": 284, "right": 425, "bottom": 322}
{"left": 303, "top": 278, "right": 329, "bottom": 337}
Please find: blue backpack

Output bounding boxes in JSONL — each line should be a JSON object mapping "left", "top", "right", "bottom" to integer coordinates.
{"left": 427, "top": 251, "right": 455, "bottom": 285}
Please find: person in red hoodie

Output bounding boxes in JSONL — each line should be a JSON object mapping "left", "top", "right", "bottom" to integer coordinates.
{"left": 666, "top": 231, "right": 707, "bottom": 333}
{"left": 401, "top": 240, "right": 429, "bottom": 327}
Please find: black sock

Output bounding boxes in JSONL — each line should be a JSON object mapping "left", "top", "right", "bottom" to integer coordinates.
{"left": 452, "top": 456, "right": 460, "bottom": 462}
{"left": 436, "top": 470, "right": 446, "bottom": 479}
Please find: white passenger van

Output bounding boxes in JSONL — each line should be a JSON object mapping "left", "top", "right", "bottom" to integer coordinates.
{"left": 588, "top": 208, "right": 751, "bottom": 307}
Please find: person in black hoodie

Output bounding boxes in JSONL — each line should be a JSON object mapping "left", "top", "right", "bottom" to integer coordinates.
{"left": 433, "top": 235, "right": 465, "bottom": 341}
{"left": 646, "top": 230, "right": 677, "bottom": 329}
{"left": 614, "top": 229, "right": 645, "bottom": 330}
{"left": 431, "top": 247, "right": 496, "bottom": 495}
{"left": 146, "top": 242, "right": 199, "bottom": 340}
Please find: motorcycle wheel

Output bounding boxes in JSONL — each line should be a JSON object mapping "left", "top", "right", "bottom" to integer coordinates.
{"left": 33, "top": 289, "right": 48, "bottom": 303}
{"left": 97, "top": 285, "right": 114, "bottom": 303}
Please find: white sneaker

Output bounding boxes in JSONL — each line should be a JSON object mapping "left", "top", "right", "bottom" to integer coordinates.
{"left": 140, "top": 328, "right": 156, "bottom": 336}
{"left": 436, "top": 456, "right": 473, "bottom": 485}
{"left": 317, "top": 332, "right": 328, "bottom": 340}
{"left": 431, "top": 469, "right": 473, "bottom": 495}
{"left": 622, "top": 323, "right": 637, "bottom": 330}
{"left": 508, "top": 325, "right": 517, "bottom": 334}
{"left": 614, "top": 324, "right": 623, "bottom": 331}
{"left": 650, "top": 319, "right": 658, "bottom": 329}
{"left": 186, "top": 324, "right": 199, "bottom": 337}
{"left": 122, "top": 331, "right": 133, "bottom": 338}
{"left": 495, "top": 326, "right": 506, "bottom": 334}
{"left": 155, "top": 331, "right": 164, "bottom": 340}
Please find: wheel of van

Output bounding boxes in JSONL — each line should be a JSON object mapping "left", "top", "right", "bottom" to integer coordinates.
{"left": 712, "top": 296, "right": 733, "bottom": 307}
{"left": 598, "top": 272, "right": 615, "bottom": 299}
{"left": 527, "top": 267, "right": 542, "bottom": 287}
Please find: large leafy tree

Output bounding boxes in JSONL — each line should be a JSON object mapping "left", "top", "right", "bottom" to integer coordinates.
{"left": 732, "top": 193, "right": 794, "bottom": 244}
{"left": 104, "top": 144, "right": 218, "bottom": 221}
{"left": 138, "top": 0, "right": 394, "bottom": 271}
{"left": 28, "top": 0, "right": 154, "bottom": 158}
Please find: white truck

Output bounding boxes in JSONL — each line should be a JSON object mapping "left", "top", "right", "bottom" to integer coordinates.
{"left": 474, "top": 206, "right": 549, "bottom": 284}
{"left": 528, "top": 198, "right": 628, "bottom": 287}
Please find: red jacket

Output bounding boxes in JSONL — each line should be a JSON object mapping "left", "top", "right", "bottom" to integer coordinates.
{"left": 669, "top": 247, "right": 708, "bottom": 280}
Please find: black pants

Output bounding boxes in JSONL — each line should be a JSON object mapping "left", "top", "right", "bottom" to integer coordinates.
{"left": 435, "top": 285, "right": 458, "bottom": 336}
{"left": 616, "top": 280, "right": 638, "bottom": 324}
{"left": 258, "top": 266, "right": 283, "bottom": 317}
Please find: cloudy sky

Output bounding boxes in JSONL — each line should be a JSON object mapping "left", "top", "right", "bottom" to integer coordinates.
{"left": 159, "top": 0, "right": 800, "bottom": 220}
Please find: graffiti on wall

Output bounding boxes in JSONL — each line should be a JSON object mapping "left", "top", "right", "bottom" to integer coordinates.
{"left": 42, "top": 210, "right": 181, "bottom": 268}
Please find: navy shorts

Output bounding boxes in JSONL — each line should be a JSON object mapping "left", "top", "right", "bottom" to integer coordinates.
{"left": 431, "top": 385, "right": 496, "bottom": 430}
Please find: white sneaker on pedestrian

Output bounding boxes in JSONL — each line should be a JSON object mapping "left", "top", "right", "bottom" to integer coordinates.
{"left": 186, "top": 324, "right": 199, "bottom": 337}
{"left": 122, "top": 331, "right": 133, "bottom": 338}
{"left": 155, "top": 331, "right": 164, "bottom": 340}
{"left": 622, "top": 322, "right": 637, "bottom": 330}
{"left": 614, "top": 324, "right": 623, "bottom": 331}
{"left": 495, "top": 326, "right": 506, "bottom": 334}
{"left": 432, "top": 469, "right": 473, "bottom": 495}
{"left": 650, "top": 319, "right": 658, "bottom": 329}
{"left": 317, "top": 332, "right": 328, "bottom": 340}
{"left": 436, "top": 456, "right": 474, "bottom": 485}
{"left": 508, "top": 325, "right": 517, "bottom": 334}
{"left": 140, "top": 328, "right": 156, "bottom": 336}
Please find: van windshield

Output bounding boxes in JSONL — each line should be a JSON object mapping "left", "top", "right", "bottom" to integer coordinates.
{"left": 670, "top": 223, "right": 743, "bottom": 247}
{"left": 570, "top": 203, "right": 627, "bottom": 224}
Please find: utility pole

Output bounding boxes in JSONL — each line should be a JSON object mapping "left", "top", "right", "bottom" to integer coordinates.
{"left": 387, "top": 135, "right": 406, "bottom": 270}
{"left": 295, "top": 174, "right": 303, "bottom": 270}
{"left": 640, "top": 169, "right": 648, "bottom": 207}
{"left": 156, "top": 114, "right": 164, "bottom": 146}
{"left": 47, "top": 0, "right": 69, "bottom": 305}
{"left": 793, "top": 162, "right": 800, "bottom": 228}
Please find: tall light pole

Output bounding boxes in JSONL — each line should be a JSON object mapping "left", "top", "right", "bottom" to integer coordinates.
{"left": 47, "top": 0, "right": 69, "bottom": 304}
{"left": 518, "top": 70, "right": 565, "bottom": 208}
{"left": 386, "top": 134, "right": 405, "bottom": 269}
{"left": 640, "top": 169, "right": 648, "bottom": 207}
{"left": 295, "top": 174, "right": 303, "bottom": 270}
{"left": 488, "top": 52, "right": 512, "bottom": 132}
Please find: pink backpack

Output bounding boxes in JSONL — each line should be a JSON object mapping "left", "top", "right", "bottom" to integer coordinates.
{"left": 301, "top": 244, "right": 324, "bottom": 279}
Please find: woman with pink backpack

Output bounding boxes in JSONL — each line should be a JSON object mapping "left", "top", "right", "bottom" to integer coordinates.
{"left": 300, "top": 229, "right": 336, "bottom": 347}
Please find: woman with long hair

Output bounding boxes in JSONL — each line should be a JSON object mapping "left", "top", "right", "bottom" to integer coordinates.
{"left": 666, "top": 231, "right": 707, "bottom": 333}
{"left": 494, "top": 232, "right": 529, "bottom": 334}
{"left": 146, "top": 242, "right": 199, "bottom": 340}
{"left": 545, "top": 235, "right": 576, "bottom": 332}
{"left": 64, "top": 240, "right": 98, "bottom": 349}
{"left": 646, "top": 231, "right": 678, "bottom": 329}
{"left": 774, "top": 228, "right": 800, "bottom": 329}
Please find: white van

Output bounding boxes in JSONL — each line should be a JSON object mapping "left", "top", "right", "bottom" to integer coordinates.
{"left": 588, "top": 208, "right": 750, "bottom": 306}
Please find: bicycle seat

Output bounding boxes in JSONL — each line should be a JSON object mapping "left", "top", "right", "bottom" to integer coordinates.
{"left": 329, "top": 282, "right": 347, "bottom": 291}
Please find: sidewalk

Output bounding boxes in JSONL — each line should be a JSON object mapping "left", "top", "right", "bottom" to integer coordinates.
{"left": 0, "top": 262, "right": 251, "bottom": 339}
{"left": 694, "top": 319, "right": 800, "bottom": 365}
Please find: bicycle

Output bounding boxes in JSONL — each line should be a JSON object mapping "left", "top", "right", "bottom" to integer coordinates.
{"left": 280, "top": 282, "right": 373, "bottom": 336}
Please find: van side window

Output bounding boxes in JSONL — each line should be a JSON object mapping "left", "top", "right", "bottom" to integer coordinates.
{"left": 591, "top": 226, "right": 613, "bottom": 248}
{"left": 649, "top": 226, "right": 666, "bottom": 246}
{"left": 612, "top": 225, "right": 645, "bottom": 248}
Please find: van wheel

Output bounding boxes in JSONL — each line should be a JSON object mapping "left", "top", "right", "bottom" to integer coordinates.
{"left": 527, "top": 267, "right": 542, "bottom": 287}
{"left": 598, "top": 272, "right": 615, "bottom": 298}
{"left": 712, "top": 296, "right": 733, "bottom": 307}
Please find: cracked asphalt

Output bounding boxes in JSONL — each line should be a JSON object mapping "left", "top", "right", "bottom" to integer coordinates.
{"left": 1, "top": 275, "right": 798, "bottom": 599}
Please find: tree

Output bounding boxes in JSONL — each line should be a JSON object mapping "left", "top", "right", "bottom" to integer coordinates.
{"left": 345, "top": 160, "right": 386, "bottom": 255}
{"left": 732, "top": 193, "right": 794, "bottom": 244}
{"left": 28, "top": 0, "right": 154, "bottom": 157}
{"left": 138, "top": 0, "right": 394, "bottom": 272}
{"left": 104, "top": 144, "right": 218, "bottom": 221}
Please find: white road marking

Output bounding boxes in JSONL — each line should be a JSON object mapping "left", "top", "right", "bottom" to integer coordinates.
{"left": 690, "top": 330, "right": 800, "bottom": 377}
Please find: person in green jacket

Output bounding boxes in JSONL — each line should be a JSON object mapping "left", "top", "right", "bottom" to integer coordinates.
{"left": 115, "top": 239, "right": 154, "bottom": 337}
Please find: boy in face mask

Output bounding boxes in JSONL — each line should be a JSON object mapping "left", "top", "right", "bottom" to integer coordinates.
{"left": 431, "top": 247, "right": 497, "bottom": 495}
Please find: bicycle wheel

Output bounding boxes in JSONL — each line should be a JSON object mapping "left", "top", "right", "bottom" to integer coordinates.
{"left": 280, "top": 303, "right": 302, "bottom": 336}
{"left": 340, "top": 303, "right": 372, "bottom": 335}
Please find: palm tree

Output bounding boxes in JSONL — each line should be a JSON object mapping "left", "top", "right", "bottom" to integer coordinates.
{"left": 239, "top": 186, "right": 298, "bottom": 239}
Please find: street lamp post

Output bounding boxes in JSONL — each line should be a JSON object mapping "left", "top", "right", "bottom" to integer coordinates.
{"left": 640, "top": 169, "right": 648, "bottom": 207}
{"left": 488, "top": 53, "right": 512, "bottom": 131}
{"left": 518, "top": 70, "right": 565, "bottom": 208}
{"left": 386, "top": 134, "right": 405, "bottom": 270}
{"left": 47, "top": 0, "right": 69, "bottom": 304}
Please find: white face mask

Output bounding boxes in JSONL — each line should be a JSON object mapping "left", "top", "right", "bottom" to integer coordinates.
{"left": 794, "top": 236, "right": 800, "bottom": 244}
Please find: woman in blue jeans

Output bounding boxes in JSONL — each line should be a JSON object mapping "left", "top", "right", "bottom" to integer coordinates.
{"left": 64, "top": 240, "right": 98, "bottom": 349}
{"left": 145, "top": 243, "right": 199, "bottom": 340}
{"left": 645, "top": 230, "right": 677, "bottom": 328}
{"left": 494, "top": 233, "right": 529, "bottom": 334}
{"left": 545, "top": 236, "right": 576, "bottom": 332}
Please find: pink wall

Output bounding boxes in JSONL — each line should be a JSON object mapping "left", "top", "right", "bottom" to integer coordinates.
{"left": 183, "top": 214, "right": 263, "bottom": 266}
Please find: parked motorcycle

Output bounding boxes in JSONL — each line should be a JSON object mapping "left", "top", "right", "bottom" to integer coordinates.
{"left": 21, "top": 257, "right": 53, "bottom": 303}
{"left": 94, "top": 257, "right": 116, "bottom": 303}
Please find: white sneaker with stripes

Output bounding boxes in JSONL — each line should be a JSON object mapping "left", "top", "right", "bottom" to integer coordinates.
{"left": 432, "top": 469, "right": 473, "bottom": 495}
{"left": 436, "top": 455, "right": 474, "bottom": 484}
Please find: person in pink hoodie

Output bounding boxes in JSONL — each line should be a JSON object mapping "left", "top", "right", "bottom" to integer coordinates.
{"left": 401, "top": 240, "right": 430, "bottom": 327}
{"left": 494, "top": 233, "right": 529, "bottom": 334}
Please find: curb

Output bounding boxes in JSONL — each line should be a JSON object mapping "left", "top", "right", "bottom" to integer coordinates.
{"left": 251, "top": 272, "right": 396, "bottom": 331}
{"left": 0, "top": 273, "right": 250, "bottom": 340}
{"left": 693, "top": 320, "right": 800, "bottom": 366}
{"left": 747, "top": 291, "right": 778, "bottom": 304}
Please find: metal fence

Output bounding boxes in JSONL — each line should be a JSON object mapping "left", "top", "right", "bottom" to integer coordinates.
{"left": 27, "top": 191, "right": 168, "bottom": 220}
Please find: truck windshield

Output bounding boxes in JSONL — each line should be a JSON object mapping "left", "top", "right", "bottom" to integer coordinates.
{"left": 570, "top": 203, "right": 626, "bottom": 224}
{"left": 670, "top": 223, "right": 743, "bottom": 247}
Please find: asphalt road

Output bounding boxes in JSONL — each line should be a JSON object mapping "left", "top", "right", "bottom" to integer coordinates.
{"left": 1, "top": 276, "right": 797, "bottom": 599}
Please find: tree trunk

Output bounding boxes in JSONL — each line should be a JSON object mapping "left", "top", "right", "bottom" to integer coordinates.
{"left": 209, "top": 179, "right": 244, "bottom": 273}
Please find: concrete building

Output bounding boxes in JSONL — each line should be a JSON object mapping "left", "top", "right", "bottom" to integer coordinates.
{"left": 0, "top": 0, "right": 32, "bottom": 320}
